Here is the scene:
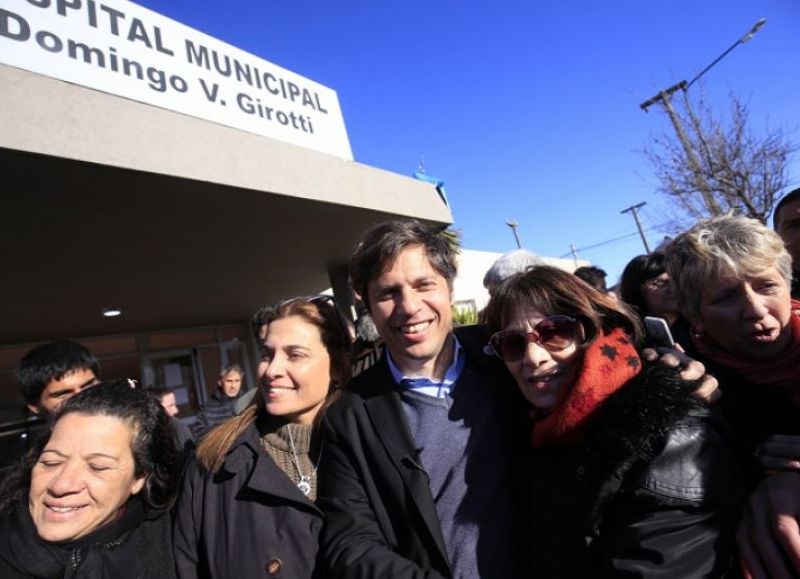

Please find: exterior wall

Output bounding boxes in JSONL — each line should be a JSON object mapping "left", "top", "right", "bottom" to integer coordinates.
{"left": 0, "top": 64, "right": 452, "bottom": 223}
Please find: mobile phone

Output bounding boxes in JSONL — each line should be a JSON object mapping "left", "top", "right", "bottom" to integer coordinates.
{"left": 644, "top": 316, "right": 675, "bottom": 348}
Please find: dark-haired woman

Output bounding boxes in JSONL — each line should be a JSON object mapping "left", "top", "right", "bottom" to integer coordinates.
{"left": 619, "top": 252, "right": 692, "bottom": 347}
{"left": 173, "top": 297, "right": 351, "bottom": 579}
{"left": 0, "top": 380, "right": 180, "bottom": 578}
{"left": 486, "top": 266, "right": 744, "bottom": 578}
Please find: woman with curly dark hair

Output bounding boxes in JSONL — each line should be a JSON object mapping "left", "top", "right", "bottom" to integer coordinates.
{"left": 0, "top": 380, "right": 180, "bottom": 578}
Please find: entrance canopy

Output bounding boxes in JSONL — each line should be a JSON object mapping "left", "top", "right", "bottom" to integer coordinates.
{"left": 0, "top": 64, "right": 452, "bottom": 344}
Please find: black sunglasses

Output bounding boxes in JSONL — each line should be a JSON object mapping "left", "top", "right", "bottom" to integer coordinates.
{"left": 276, "top": 295, "right": 352, "bottom": 341}
{"left": 489, "top": 315, "right": 581, "bottom": 362}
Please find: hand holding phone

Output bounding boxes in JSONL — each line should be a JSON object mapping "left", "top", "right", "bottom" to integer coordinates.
{"left": 644, "top": 316, "right": 675, "bottom": 348}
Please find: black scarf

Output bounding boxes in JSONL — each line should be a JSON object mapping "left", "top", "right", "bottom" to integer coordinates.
{"left": 0, "top": 498, "right": 161, "bottom": 579}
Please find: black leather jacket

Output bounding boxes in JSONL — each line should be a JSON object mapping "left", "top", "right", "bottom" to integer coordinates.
{"left": 521, "top": 363, "right": 746, "bottom": 578}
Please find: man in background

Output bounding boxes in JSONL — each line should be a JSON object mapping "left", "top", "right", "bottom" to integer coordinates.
{"left": 192, "top": 364, "right": 245, "bottom": 438}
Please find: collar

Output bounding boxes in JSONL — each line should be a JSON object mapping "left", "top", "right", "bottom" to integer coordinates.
{"left": 386, "top": 334, "right": 465, "bottom": 398}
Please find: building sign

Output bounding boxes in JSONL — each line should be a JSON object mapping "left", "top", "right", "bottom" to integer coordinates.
{"left": 0, "top": 0, "right": 353, "bottom": 159}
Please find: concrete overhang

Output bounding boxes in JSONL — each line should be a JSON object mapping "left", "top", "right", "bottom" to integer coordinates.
{"left": 0, "top": 64, "right": 453, "bottom": 344}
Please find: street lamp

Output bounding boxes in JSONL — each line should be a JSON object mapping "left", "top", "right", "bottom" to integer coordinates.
{"left": 640, "top": 18, "right": 766, "bottom": 111}
{"left": 638, "top": 18, "right": 766, "bottom": 215}
{"left": 505, "top": 219, "right": 522, "bottom": 249}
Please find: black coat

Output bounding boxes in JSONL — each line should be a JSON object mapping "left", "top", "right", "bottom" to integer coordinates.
{"left": 523, "top": 363, "right": 746, "bottom": 578}
{"left": 317, "top": 325, "right": 521, "bottom": 579}
{"left": 0, "top": 497, "right": 175, "bottom": 579}
{"left": 684, "top": 341, "right": 800, "bottom": 457}
{"left": 173, "top": 423, "right": 324, "bottom": 579}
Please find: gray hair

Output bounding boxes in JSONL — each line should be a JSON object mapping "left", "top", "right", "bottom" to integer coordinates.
{"left": 483, "top": 249, "right": 541, "bottom": 290}
{"left": 219, "top": 364, "right": 243, "bottom": 379}
{"left": 664, "top": 214, "right": 792, "bottom": 322}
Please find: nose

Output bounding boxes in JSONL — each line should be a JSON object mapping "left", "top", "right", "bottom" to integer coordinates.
{"left": 397, "top": 288, "right": 422, "bottom": 317}
{"left": 522, "top": 339, "right": 552, "bottom": 368}
{"left": 741, "top": 286, "right": 769, "bottom": 319}
{"left": 264, "top": 354, "right": 285, "bottom": 381}
{"left": 48, "top": 462, "right": 84, "bottom": 497}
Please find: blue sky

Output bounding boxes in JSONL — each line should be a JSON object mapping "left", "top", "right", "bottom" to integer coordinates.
{"left": 137, "top": 0, "right": 800, "bottom": 282}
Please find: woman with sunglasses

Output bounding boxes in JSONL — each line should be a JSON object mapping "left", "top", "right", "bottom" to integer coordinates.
{"left": 619, "top": 252, "right": 693, "bottom": 348}
{"left": 173, "top": 296, "right": 351, "bottom": 579}
{"left": 485, "top": 266, "right": 744, "bottom": 578}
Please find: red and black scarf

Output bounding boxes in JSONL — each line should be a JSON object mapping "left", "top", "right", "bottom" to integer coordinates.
{"left": 533, "top": 327, "right": 641, "bottom": 448}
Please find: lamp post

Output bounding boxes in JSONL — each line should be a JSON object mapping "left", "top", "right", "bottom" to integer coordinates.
{"left": 639, "top": 18, "right": 767, "bottom": 215}
{"left": 506, "top": 219, "right": 522, "bottom": 249}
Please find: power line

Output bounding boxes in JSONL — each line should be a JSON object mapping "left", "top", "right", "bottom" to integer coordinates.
{"left": 559, "top": 218, "right": 691, "bottom": 258}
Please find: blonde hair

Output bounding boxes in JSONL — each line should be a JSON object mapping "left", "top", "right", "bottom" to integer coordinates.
{"left": 196, "top": 298, "right": 351, "bottom": 473}
{"left": 664, "top": 214, "right": 792, "bottom": 321}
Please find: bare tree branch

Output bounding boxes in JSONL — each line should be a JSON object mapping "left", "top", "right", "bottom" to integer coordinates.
{"left": 641, "top": 86, "right": 796, "bottom": 224}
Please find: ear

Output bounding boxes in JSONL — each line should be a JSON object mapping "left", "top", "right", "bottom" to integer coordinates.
{"left": 130, "top": 475, "right": 146, "bottom": 496}
{"left": 27, "top": 403, "right": 41, "bottom": 416}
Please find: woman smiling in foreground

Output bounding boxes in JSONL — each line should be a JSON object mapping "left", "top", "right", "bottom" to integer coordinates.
{"left": 0, "top": 380, "right": 179, "bottom": 579}
{"left": 173, "top": 296, "right": 351, "bottom": 579}
{"left": 485, "top": 266, "right": 744, "bottom": 578}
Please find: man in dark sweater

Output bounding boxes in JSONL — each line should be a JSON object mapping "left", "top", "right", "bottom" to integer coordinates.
{"left": 318, "top": 221, "right": 519, "bottom": 578}
{"left": 191, "top": 364, "right": 245, "bottom": 439}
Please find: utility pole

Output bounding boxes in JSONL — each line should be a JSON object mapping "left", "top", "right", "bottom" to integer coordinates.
{"left": 569, "top": 243, "right": 580, "bottom": 266}
{"left": 621, "top": 202, "right": 651, "bottom": 254}
{"left": 641, "top": 82, "right": 721, "bottom": 215}
{"left": 506, "top": 219, "right": 522, "bottom": 249}
{"left": 639, "top": 18, "right": 766, "bottom": 217}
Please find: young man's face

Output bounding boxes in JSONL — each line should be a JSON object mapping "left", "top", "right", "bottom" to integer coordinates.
{"left": 219, "top": 371, "right": 243, "bottom": 398}
{"left": 366, "top": 244, "right": 453, "bottom": 376}
{"left": 29, "top": 368, "right": 99, "bottom": 416}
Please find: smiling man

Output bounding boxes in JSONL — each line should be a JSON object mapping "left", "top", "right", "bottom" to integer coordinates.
{"left": 318, "top": 220, "right": 519, "bottom": 578}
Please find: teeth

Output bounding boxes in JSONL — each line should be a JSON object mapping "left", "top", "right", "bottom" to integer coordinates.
{"left": 401, "top": 321, "right": 431, "bottom": 334}
{"left": 49, "top": 506, "right": 81, "bottom": 512}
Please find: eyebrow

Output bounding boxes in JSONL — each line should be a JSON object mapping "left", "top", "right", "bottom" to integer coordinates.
{"left": 46, "top": 376, "right": 98, "bottom": 399}
{"left": 40, "top": 449, "right": 120, "bottom": 461}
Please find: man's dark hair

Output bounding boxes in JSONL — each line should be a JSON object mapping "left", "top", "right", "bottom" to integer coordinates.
{"left": 250, "top": 305, "right": 276, "bottom": 342}
{"left": 146, "top": 386, "right": 173, "bottom": 401}
{"left": 16, "top": 340, "right": 100, "bottom": 405}
{"left": 573, "top": 266, "right": 608, "bottom": 291}
{"left": 349, "top": 220, "right": 458, "bottom": 310}
{"left": 773, "top": 187, "right": 800, "bottom": 228}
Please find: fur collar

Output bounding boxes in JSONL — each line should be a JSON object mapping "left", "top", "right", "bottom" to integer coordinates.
{"left": 581, "top": 362, "right": 706, "bottom": 480}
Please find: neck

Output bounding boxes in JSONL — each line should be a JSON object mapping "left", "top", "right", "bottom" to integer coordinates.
{"left": 394, "top": 333, "right": 455, "bottom": 381}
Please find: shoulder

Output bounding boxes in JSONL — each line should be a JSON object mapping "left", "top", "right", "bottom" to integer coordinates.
{"left": 633, "top": 411, "right": 744, "bottom": 504}
{"left": 585, "top": 363, "right": 707, "bottom": 476}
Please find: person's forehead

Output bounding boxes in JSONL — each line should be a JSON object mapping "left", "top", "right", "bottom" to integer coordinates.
{"left": 379, "top": 246, "right": 442, "bottom": 280}
{"left": 505, "top": 305, "right": 548, "bottom": 330}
